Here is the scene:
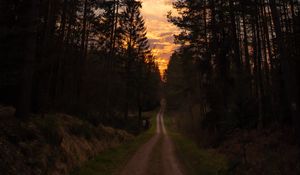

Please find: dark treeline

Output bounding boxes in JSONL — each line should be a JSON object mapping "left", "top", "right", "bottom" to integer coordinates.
{"left": 0, "top": 0, "right": 161, "bottom": 129}
{"left": 165, "top": 0, "right": 300, "bottom": 142}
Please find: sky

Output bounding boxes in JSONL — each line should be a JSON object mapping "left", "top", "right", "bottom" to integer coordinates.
{"left": 141, "top": 0, "right": 179, "bottom": 74}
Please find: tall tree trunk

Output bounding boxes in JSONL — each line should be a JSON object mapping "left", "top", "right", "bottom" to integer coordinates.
{"left": 241, "top": 9, "right": 251, "bottom": 81}
{"left": 16, "top": 0, "right": 38, "bottom": 118}
{"left": 229, "top": 0, "right": 241, "bottom": 70}
{"left": 269, "top": 0, "right": 298, "bottom": 129}
{"left": 254, "top": 1, "right": 265, "bottom": 128}
{"left": 81, "top": 0, "right": 88, "bottom": 57}
{"left": 55, "top": 0, "right": 68, "bottom": 104}
{"left": 77, "top": 0, "right": 88, "bottom": 108}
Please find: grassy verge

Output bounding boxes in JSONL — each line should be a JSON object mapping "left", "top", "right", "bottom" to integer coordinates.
{"left": 70, "top": 110, "right": 157, "bottom": 175}
{"left": 164, "top": 113, "right": 229, "bottom": 175}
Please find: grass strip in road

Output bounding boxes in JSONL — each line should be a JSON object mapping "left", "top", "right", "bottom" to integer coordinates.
{"left": 70, "top": 111, "right": 157, "bottom": 175}
{"left": 164, "top": 114, "right": 229, "bottom": 175}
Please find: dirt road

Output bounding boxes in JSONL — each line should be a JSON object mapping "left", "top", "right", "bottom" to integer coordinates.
{"left": 120, "top": 105, "right": 185, "bottom": 175}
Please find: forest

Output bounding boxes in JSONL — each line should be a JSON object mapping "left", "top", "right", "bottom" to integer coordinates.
{"left": 0, "top": 0, "right": 161, "bottom": 126}
{"left": 0, "top": 0, "right": 300, "bottom": 175}
{"left": 0, "top": 1, "right": 162, "bottom": 174}
{"left": 165, "top": 0, "right": 300, "bottom": 174}
{"left": 166, "top": 0, "right": 299, "bottom": 138}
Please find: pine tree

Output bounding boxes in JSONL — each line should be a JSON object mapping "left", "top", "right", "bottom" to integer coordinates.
{"left": 167, "top": 0, "right": 300, "bottom": 139}
{"left": 120, "top": 0, "right": 152, "bottom": 123}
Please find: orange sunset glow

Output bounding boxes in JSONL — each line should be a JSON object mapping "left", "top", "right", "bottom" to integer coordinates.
{"left": 141, "top": 0, "right": 179, "bottom": 74}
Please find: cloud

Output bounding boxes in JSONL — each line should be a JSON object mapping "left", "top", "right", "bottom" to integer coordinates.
{"left": 162, "top": 35, "right": 174, "bottom": 43}
{"left": 141, "top": 0, "right": 180, "bottom": 74}
{"left": 148, "top": 38, "right": 161, "bottom": 44}
{"left": 163, "top": 0, "right": 175, "bottom": 5}
{"left": 153, "top": 43, "right": 167, "bottom": 49}
{"left": 159, "top": 32, "right": 174, "bottom": 37}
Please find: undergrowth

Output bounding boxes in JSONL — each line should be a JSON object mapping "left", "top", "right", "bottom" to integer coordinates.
{"left": 70, "top": 110, "right": 157, "bottom": 175}
{"left": 164, "top": 113, "right": 230, "bottom": 175}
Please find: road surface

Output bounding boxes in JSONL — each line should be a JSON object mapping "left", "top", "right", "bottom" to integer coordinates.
{"left": 120, "top": 104, "right": 185, "bottom": 175}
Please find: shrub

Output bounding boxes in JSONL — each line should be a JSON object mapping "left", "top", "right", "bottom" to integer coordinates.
{"left": 34, "top": 116, "right": 62, "bottom": 146}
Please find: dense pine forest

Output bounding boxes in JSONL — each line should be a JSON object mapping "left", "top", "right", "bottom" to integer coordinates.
{"left": 1, "top": 0, "right": 300, "bottom": 175}
{"left": 0, "top": 1, "right": 161, "bottom": 174}
{"left": 166, "top": 0, "right": 300, "bottom": 136}
{"left": 0, "top": 0, "right": 161, "bottom": 124}
{"left": 165, "top": 0, "right": 300, "bottom": 174}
